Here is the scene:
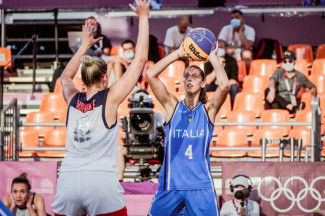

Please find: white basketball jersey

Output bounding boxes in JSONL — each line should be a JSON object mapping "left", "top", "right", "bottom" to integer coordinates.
{"left": 60, "top": 89, "right": 118, "bottom": 172}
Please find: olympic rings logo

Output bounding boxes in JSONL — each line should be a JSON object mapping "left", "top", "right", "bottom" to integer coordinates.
{"left": 258, "top": 176, "right": 325, "bottom": 213}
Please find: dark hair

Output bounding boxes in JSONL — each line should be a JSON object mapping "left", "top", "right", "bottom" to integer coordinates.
{"left": 121, "top": 39, "right": 135, "bottom": 47}
{"left": 231, "top": 9, "right": 243, "bottom": 16}
{"left": 81, "top": 55, "right": 107, "bottom": 87}
{"left": 185, "top": 65, "right": 207, "bottom": 104}
{"left": 11, "top": 173, "right": 31, "bottom": 191}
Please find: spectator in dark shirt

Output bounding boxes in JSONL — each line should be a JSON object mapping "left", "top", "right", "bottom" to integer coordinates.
{"left": 265, "top": 50, "right": 317, "bottom": 113}
{"left": 205, "top": 39, "right": 239, "bottom": 107}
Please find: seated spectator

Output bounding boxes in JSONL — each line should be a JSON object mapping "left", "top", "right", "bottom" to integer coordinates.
{"left": 218, "top": 9, "right": 255, "bottom": 72}
{"left": 75, "top": 16, "right": 112, "bottom": 59}
{"left": 2, "top": 173, "right": 47, "bottom": 216}
{"left": 220, "top": 175, "right": 259, "bottom": 216}
{"left": 205, "top": 39, "right": 239, "bottom": 107}
{"left": 164, "top": 16, "right": 192, "bottom": 55}
{"left": 265, "top": 50, "right": 317, "bottom": 113}
{"left": 109, "top": 40, "right": 138, "bottom": 85}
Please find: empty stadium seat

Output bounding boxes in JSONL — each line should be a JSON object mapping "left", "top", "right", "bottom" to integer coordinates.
{"left": 249, "top": 59, "right": 277, "bottom": 77}
{"left": 19, "top": 130, "right": 39, "bottom": 157}
{"left": 288, "top": 44, "right": 313, "bottom": 66}
{"left": 316, "top": 44, "right": 325, "bottom": 59}
{"left": 233, "top": 92, "right": 264, "bottom": 117}
{"left": 39, "top": 93, "right": 68, "bottom": 119}
{"left": 206, "top": 93, "right": 231, "bottom": 118}
{"left": 25, "top": 111, "right": 55, "bottom": 137}
{"left": 242, "top": 75, "right": 269, "bottom": 98}
{"left": 248, "top": 129, "right": 283, "bottom": 158}
{"left": 311, "top": 59, "right": 325, "bottom": 76}
{"left": 309, "top": 74, "right": 325, "bottom": 94}
{"left": 237, "top": 60, "right": 247, "bottom": 83}
{"left": 213, "top": 114, "right": 223, "bottom": 137}
{"left": 0, "top": 47, "right": 12, "bottom": 70}
{"left": 211, "top": 129, "right": 248, "bottom": 157}
{"left": 36, "top": 128, "right": 67, "bottom": 158}
{"left": 294, "top": 109, "right": 324, "bottom": 135}
{"left": 260, "top": 109, "right": 291, "bottom": 136}
{"left": 225, "top": 110, "right": 257, "bottom": 136}
{"left": 161, "top": 60, "right": 185, "bottom": 81}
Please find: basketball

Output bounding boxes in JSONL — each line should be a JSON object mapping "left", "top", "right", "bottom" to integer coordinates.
{"left": 183, "top": 28, "right": 217, "bottom": 61}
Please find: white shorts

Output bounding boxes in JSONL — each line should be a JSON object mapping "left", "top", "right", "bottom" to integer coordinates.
{"left": 52, "top": 171, "right": 125, "bottom": 216}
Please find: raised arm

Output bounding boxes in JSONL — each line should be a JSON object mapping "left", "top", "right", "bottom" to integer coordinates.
{"left": 146, "top": 45, "right": 186, "bottom": 120}
{"left": 108, "top": 0, "right": 151, "bottom": 106}
{"left": 61, "top": 19, "right": 102, "bottom": 105}
{"left": 206, "top": 45, "right": 230, "bottom": 123}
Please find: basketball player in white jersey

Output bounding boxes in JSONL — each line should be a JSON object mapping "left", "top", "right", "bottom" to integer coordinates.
{"left": 51, "top": 0, "right": 151, "bottom": 215}
{"left": 147, "top": 43, "right": 229, "bottom": 215}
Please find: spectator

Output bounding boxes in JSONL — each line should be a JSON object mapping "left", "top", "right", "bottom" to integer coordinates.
{"left": 265, "top": 50, "right": 316, "bottom": 113}
{"left": 164, "top": 16, "right": 192, "bottom": 55}
{"left": 220, "top": 175, "right": 259, "bottom": 216}
{"left": 109, "top": 40, "right": 138, "bottom": 85}
{"left": 205, "top": 39, "right": 239, "bottom": 107}
{"left": 75, "top": 16, "right": 112, "bottom": 59}
{"left": 218, "top": 9, "right": 255, "bottom": 72}
{"left": 2, "top": 173, "right": 47, "bottom": 216}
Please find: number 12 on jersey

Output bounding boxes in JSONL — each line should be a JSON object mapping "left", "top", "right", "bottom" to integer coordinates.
{"left": 185, "top": 144, "right": 193, "bottom": 159}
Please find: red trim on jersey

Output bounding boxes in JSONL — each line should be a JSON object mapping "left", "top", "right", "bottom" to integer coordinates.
{"left": 96, "top": 207, "right": 127, "bottom": 216}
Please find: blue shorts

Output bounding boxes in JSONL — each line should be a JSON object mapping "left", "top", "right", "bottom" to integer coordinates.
{"left": 148, "top": 188, "right": 220, "bottom": 216}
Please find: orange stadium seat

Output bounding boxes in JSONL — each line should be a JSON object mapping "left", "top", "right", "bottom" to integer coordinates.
{"left": 249, "top": 59, "right": 277, "bottom": 77}
{"left": 233, "top": 92, "right": 264, "bottom": 117}
{"left": 161, "top": 60, "right": 185, "bottom": 81}
{"left": 110, "top": 46, "right": 122, "bottom": 56}
{"left": 225, "top": 110, "right": 257, "bottom": 136}
{"left": 158, "top": 45, "right": 165, "bottom": 59}
{"left": 213, "top": 114, "right": 223, "bottom": 137}
{"left": 211, "top": 129, "right": 248, "bottom": 157}
{"left": 248, "top": 129, "right": 283, "bottom": 158}
{"left": 37, "top": 128, "right": 67, "bottom": 158}
{"left": 284, "top": 128, "right": 311, "bottom": 158}
{"left": 260, "top": 109, "right": 291, "bottom": 136}
{"left": 25, "top": 111, "right": 55, "bottom": 137}
{"left": 288, "top": 44, "right": 313, "bottom": 66}
{"left": 311, "top": 58, "right": 325, "bottom": 76}
{"left": 294, "top": 109, "right": 324, "bottom": 135}
{"left": 19, "top": 130, "right": 39, "bottom": 157}
{"left": 294, "top": 59, "right": 309, "bottom": 76}
{"left": 0, "top": 47, "right": 12, "bottom": 70}
{"left": 237, "top": 60, "right": 247, "bottom": 83}
{"left": 316, "top": 44, "right": 325, "bottom": 59}
{"left": 39, "top": 93, "right": 68, "bottom": 119}
{"left": 309, "top": 74, "right": 325, "bottom": 94}
{"left": 150, "top": 94, "right": 165, "bottom": 117}
{"left": 242, "top": 75, "right": 269, "bottom": 98}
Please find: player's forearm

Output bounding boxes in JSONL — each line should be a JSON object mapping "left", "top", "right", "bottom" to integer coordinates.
{"left": 133, "top": 15, "right": 149, "bottom": 64}
{"left": 210, "top": 56, "right": 230, "bottom": 91}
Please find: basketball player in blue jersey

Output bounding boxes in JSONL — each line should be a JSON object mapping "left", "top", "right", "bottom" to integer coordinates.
{"left": 147, "top": 43, "right": 229, "bottom": 216}
{"left": 51, "top": 0, "right": 151, "bottom": 215}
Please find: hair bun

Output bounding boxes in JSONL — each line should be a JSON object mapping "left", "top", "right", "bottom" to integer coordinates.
{"left": 19, "top": 172, "right": 28, "bottom": 179}
{"left": 81, "top": 55, "right": 94, "bottom": 67}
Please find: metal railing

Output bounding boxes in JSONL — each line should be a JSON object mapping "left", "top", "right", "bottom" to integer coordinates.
{"left": 0, "top": 98, "right": 19, "bottom": 161}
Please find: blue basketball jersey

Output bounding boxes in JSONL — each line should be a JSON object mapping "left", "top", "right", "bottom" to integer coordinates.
{"left": 158, "top": 100, "right": 215, "bottom": 190}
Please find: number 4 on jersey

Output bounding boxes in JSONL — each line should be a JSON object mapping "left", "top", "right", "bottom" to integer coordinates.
{"left": 185, "top": 144, "right": 193, "bottom": 159}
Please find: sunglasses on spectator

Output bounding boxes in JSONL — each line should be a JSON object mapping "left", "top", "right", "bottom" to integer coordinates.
{"left": 284, "top": 60, "right": 293, "bottom": 63}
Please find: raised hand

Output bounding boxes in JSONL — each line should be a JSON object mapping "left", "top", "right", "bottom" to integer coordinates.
{"left": 176, "top": 43, "right": 188, "bottom": 59}
{"left": 207, "top": 41, "right": 219, "bottom": 63}
{"left": 129, "top": 0, "right": 152, "bottom": 17}
{"left": 81, "top": 19, "right": 102, "bottom": 49}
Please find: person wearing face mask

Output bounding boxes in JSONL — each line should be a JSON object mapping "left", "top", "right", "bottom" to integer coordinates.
{"left": 110, "top": 40, "right": 141, "bottom": 87}
{"left": 220, "top": 175, "right": 259, "bottom": 216}
{"left": 204, "top": 40, "right": 239, "bottom": 107}
{"left": 265, "top": 50, "right": 317, "bottom": 113}
{"left": 218, "top": 9, "right": 255, "bottom": 72}
{"left": 75, "top": 16, "right": 112, "bottom": 58}
{"left": 164, "top": 16, "right": 193, "bottom": 55}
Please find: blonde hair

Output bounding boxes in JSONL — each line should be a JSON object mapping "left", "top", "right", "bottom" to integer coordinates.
{"left": 80, "top": 55, "right": 107, "bottom": 87}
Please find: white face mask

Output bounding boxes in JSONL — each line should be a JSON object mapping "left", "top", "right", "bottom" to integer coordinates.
{"left": 231, "top": 19, "right": 241, "bottom": 28}
{"left": 124, "top": 51, "right": 135, "bottom": 60}
{"left": 283, "top": 62, "right": 294, "bottom": 72}
{"left": 217, "top": 48, "right": 226, "bottom": 57}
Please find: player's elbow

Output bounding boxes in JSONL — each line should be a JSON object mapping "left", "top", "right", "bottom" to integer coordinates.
{"left": 218, "top": 80, "right": 230, "bottom": 94}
